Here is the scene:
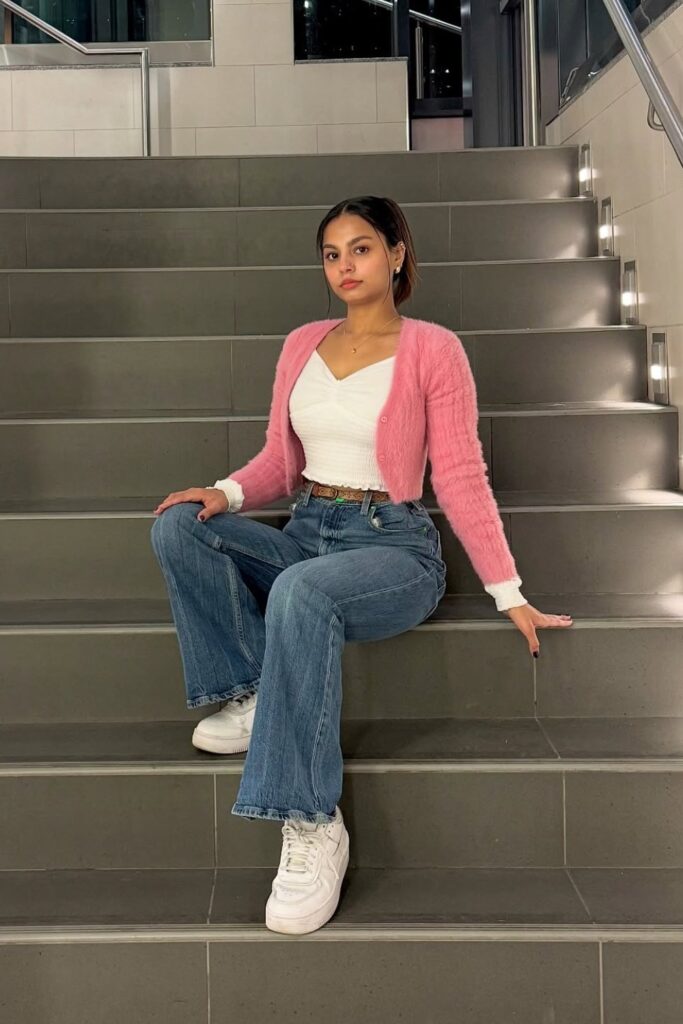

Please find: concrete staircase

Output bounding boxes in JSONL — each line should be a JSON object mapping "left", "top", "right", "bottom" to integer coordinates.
{"left": 1, "top": 148, "right": 683, "bottom": 1024}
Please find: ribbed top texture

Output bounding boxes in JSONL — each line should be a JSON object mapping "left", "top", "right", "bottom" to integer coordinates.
{"left": 290, "top": 348, "right": 397, "bottom": 491}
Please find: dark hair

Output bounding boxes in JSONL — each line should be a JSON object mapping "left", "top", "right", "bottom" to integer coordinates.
{"left": 315, "top": 195, "right": 419, "bottom": 315}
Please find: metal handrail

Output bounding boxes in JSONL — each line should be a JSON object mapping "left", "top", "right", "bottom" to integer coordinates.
{"left": 647, "top": 99, "right": 664, "bottom": 131}
{"left": 518, "top": 0, "right": 683, "bottom": 167}
{"left": 362, "top": 0, "right": 462, "bottom": 35}
{"left": 601, "top": 0, "right": 683, "bottom": 167}
{"left": 1, "top": 0, "right": 151, "bottom": 156}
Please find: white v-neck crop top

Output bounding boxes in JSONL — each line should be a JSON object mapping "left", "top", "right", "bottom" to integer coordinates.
{"left": 288, "top": 347, "right": 397, "bottom": 490}
{"left": 210, "top": 346, "right": 395, "bottom": 504}
{"left": 208, "top": 346, "right": 526, "bottom": 611}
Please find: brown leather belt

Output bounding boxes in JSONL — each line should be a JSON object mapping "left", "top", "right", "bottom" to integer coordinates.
{"left": 308, "top": 480, "right": 391, "bottom": 503}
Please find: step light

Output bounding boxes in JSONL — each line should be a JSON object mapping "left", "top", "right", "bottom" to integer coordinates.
{"left": 621, "top": 259, "right": 639, "bottom": 324}
{"left": 578, "top": 142, "right": 593, "bottom": 196}
{"left": 650, "top": 331, "right": 670, "bottom": 405}
{"left": 599, "top": 197, "right": 614, "bottom": 256}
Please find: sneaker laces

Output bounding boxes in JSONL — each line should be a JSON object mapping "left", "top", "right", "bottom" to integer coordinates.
{"left": 280, "top": 820, "right": 326, "bottom": 876}
{"left": 228, "top": 691, "right": 256, "bottom": 709}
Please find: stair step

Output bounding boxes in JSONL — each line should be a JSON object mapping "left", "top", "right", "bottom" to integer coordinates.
{"left": 0, "top": 197, "right": 598, "bottom": 268}
{"left": 0, "top": 147, "right": 580, "bottom": 209}
{"left": 2, "top": 909, "right": 682, "bottom": 1024}
{"left": 2, "top": 489, "right": 681, "bottom": 600}
{"left": 0, "top": 325, "right": 651, "bottom": 410}
{"left": 0, "top": 257, "right": 621, "bottom": 336}
{"left": 1, "top": 593, "right": 682, "bottom": 630}
{"left": 0, "top": 399, "right": 673, "bottom": 421}
{"left": 4, "top": 717, "right": 683, "bottom": 765}
{"left": 2, "top": 400, "right": 677, "bottom": 500}
{"left": 2, "top": 487, "right": 681, "bottom": 516}
{"left": 3, "top": 720, "right": 683, "bottom": 872}
{"left": 1, "top": 865, "right": 682, "bottom": 929}
{"left": 1, "top": 592, "right": 680, "bottom": 726}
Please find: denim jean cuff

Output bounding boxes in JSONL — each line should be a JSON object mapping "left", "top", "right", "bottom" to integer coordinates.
{"left": 231, "top": 801, "right": 336, "bottom": 824}
{"left": 186, "top": 680, "right": 259, "bottom": 710}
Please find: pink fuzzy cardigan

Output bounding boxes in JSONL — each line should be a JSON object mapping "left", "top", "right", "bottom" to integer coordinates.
{"left": 225, "top": 316, "right": 524, "bottom": 604}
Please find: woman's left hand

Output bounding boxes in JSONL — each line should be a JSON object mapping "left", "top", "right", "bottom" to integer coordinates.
{"left": 503, "top": 603, "right": 573, "bottom": 658}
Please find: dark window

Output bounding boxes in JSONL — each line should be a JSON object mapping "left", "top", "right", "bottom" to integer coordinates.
{"left": 8, "top": 1, "right": 211, "bottom": 43}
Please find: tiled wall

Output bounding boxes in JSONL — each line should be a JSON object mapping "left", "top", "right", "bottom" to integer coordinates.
{"left": 545, "top": 2, "right": 683, "bottom": 488}
{"left": 0, "top": 0, "right": 409, "bottom": 157}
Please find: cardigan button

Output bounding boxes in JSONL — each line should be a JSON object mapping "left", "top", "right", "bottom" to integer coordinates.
{"left": 378, "top": 454, "right": 385, "bottom": 461}
{"left": 380, "top": 415, "right": 387, "bottom": 422}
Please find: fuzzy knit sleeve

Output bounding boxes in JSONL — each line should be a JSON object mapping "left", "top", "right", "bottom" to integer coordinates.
{"left": 424, "top": 329, "right": 528, "bottom": 612}
{"left": 208, "top": 325, "right": 302, "bottom": 513}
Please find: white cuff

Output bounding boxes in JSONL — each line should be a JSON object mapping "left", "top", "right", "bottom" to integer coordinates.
{"left": 483, "top": 576, "right": 528, "bottom": 612}
{"left": 208, "top": 477, "right": 244, "bottom": 512}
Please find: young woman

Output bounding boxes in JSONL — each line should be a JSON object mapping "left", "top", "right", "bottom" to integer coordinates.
{"left": 150, "top": 195, "right": 573, "bottom": 937}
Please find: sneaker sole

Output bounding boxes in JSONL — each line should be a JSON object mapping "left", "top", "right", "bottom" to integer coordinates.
{"left": 265, "top": 828, "right": 350, "bottom": 935}
{"left": 191, "top": 731, "right": 251, "bottom": 755}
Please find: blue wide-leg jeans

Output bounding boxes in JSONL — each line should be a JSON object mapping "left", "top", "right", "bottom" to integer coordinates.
{"left": 150, "top": 480, "right": 447, "bottom": 825}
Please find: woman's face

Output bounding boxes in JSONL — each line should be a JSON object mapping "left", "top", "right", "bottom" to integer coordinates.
{"left": 321, "top": 213, "right": 398, "bottom": 305}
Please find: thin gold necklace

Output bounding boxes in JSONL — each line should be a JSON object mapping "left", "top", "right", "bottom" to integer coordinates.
{"left": 341, "top": 314, "right": 402, "bottom": 355}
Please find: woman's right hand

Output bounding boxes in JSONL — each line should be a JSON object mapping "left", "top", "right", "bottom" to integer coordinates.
{"left": 503, "top": 601, "right": 573, "bottom": 658}
{"left": 153, "top": 487, "right": 229, "bottom": 521}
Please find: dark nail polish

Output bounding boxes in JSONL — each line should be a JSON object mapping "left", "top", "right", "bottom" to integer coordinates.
{"left": 532, "top": 651, "right": 539, "bottom": 658}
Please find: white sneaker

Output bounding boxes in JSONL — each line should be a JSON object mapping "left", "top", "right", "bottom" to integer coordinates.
{"left": 191, "top": 690, "right": 257, "bottom": 754}
{"left": 265, "top": 804, "right": 350, "bottom": 935}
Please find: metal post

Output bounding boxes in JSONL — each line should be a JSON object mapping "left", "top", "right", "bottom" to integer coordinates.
{"left": 140, "top": 46, "right": 151, "bottom": 156}
{"left": 460, "top": 0, "right": 473, "bottom": 147}
{"left": 414, "top": 21, "right": 423, "bottom": 99}
{"left": 521, "top": 0, "right": 540, "bottom": 146}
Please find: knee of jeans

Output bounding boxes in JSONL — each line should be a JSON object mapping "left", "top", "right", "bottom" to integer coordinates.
{"left": 265, "top": 564, "right": 309, "bottom": 611}
{"left": 266, "top": 566, "right": 328, "bottom": 621}
{"left": 265, "top": 569, "right": 292, "bottom": 610}
{"left": 150, "top": 501, "right": 197, "bottom": 553}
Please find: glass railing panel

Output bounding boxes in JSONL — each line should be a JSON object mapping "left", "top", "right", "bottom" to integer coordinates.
{"left": 293, "top": 0, "right": 393, "bottom": 60}
{"left": 410, "top": 0, "right": 463, "bottom": 101}
{"left": 6, "top": 0, "right": 210, "bottom": 44}
{"left": 292, "top": 0, "right": 463, "bottom": 106}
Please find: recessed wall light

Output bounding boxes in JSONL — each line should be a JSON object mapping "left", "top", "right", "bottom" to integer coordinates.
{"left": 621, "top": 260, "right": 639, "bottom": 324}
